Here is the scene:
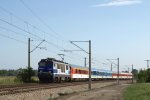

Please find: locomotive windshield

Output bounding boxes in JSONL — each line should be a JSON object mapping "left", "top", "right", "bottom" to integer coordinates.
{"left": 39, "top": 62, "right": 46, "bottom": 67}
{"left": 38, "top": 59, "right": 53, "bottom": 67}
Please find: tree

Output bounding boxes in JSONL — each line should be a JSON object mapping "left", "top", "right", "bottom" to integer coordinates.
{"left": 137, "top": 69, "right": 150, "bottom": 83}
{"left": 146, "top": 68, "right": 150, "bottom": 82}
{"left": 17, "top": 67, "right": 35, "bottom": 83}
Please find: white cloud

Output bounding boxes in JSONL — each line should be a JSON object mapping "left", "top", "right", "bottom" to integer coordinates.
{"left": 92, "top": 0, "right": 142, "bottom": 7}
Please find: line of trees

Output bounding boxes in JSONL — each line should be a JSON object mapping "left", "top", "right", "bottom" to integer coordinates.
{"left": 0, "top": 69, "right": 19, "bottom": 76}
{"left": 0, "top": 68, "right": 38, "bottom": 83}
{"left": 0, "top": 69, "right": 38, "bottom": 76}
{"left": 137, "top": 69, "right": 150, "bottom": 83}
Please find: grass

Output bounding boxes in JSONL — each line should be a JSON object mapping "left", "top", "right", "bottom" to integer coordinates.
{"left": 0, "top": 76, "right": 22, "bottom": 85}
{"left": 123, "top": 83, "right": 150, "bottom": 100}
{"left": 0, "top": 76, "right": 39, "bottom": 85}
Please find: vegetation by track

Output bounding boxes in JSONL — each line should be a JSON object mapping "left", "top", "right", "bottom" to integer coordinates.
{"left": 123, "top": 83, "right": 150, "bottom": 100}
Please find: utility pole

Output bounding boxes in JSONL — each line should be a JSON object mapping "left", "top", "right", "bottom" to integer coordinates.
{"left": 85, "top": 57, "right": 87, "bottom": 67}
{"left": 132, "top": 64, "right": 134, "bottom": 84}
{"left": 70, "top": 40, "right": 91, "bottom": 90}
{"left": 89, "top": 40, "right": 91, "bottom": 90}
{"left": 144, "top": 60, "right": 150, "bottom": 69}
{"left": 107, "top": 58, "right": 120, "bottom": 85}
{"left": 117, "top": 58, "right": 119, "bottom": 85}
{"left": 28, "top": 38, "right": 30, "bottom": 68}
{"left": 111, "top": 63, "right": 112, "bottom": 71}
{"left": 28, "top": 38, "right": 45, "bottom": 68}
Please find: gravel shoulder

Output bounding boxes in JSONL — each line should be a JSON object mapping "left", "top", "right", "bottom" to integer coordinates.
{"left": 55, "top": 82, "right": 130, "bottom": 100}
{"left": 0, "top": 81, "right": 131, "bottom": 100}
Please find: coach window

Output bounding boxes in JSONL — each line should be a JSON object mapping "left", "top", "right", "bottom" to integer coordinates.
{"left": 54, "top": 63, "right": 56, "bottom": 68}
{"left": 84, "top": 71, "right": 86, "bottom": 74}
{"left": 79, "top": 70, "right": 81, "bottom": 74}
{"left": 57, "top": 64, "right": 60, "bottom": 69}
{"left": 62, "top": 64, "right": 65, "bottom": 73}
{"left": 76, "top": 69, "right": 78, "bottom": 73}
{"left": 66, "top": 66, "right": 68, "bottom": 70}
{"left": 81, "top": 70, "right": 84, "bottom": 74}
{"left": 85, "top": 71, "right": 87, "bottom": 74}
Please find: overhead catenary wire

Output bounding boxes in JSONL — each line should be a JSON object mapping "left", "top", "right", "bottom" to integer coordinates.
{"left": 0, "top": 5, "right": 88, "bottom": 60}
{"left": 0, "top": 33, "right": 27, "bottom": 44}
{"left": 0, "top": 32, "right": 84, "bottom": 66}
{"left": 19, "top": 0, "right": 64, "bottom": 39}
{"left": 0, "top": 18, "right": 42, "bottom": 40}
{"left": 0, "top": 6, "right": 64, "bottom": 41}
{"left": 19, "top": 0, "right": 77, "bottom": 50}
{"left": 0, "top": 6, "right": 73, "bottom": 50}
{"left": 0, "top": 17, "right": 86, "bottom": 64}
{"left": 0, "top": 1, "right": 108, "bottom": 69}
{"left": 0, "top": 25, "right": 37, "bottom": 39}
{"left": 0, "top": 18, "right": 66, "bottom": 50}
{"left": 0, "top": 32, "right": 45, "bottom": 49}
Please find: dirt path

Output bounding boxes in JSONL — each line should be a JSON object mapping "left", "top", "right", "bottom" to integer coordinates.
{"left": 55, "top": 83, "right": 130, "bottom": 100}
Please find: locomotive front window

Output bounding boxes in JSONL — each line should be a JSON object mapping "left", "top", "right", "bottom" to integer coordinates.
{"left": 66, "top": 66, "right": 68, "bottom": 70}
{"left": 39, "top": 62, "right": 46, "bottom": 67}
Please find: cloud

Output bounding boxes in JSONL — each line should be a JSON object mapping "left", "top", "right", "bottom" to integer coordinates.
{"left": 92, "top": 0, "right": 142, "bottom": 7}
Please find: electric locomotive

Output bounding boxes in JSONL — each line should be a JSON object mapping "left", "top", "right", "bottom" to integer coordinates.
{"left": 38, "top": 58, "right": 70, "bottom": 82}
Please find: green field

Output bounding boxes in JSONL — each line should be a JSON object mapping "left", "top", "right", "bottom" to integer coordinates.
{"left": 124, "top": 83, "right": 150, "bottom": 100}
{"left": 0, "top": 76, "right": 39, "bottom": 85}
{"left": 0, "top": 76, "right": 21, "bottom": 85}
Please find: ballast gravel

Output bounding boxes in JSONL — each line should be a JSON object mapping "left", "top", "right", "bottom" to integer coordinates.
{"left": 0, "top": 82, "right": 116, "bottom": 100}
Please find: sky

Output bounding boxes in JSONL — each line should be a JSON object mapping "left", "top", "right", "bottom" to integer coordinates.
{"left": 0, "top": 0, "right": 150, "bottom": 72}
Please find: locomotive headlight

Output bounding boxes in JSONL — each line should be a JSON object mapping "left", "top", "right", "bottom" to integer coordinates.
{"left": 49, "top": 71, "right": 51, "bottom": 73}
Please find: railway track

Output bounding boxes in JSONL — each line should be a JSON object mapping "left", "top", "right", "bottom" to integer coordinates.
{"left": 0, "top": 80, "right": 130, "bottom": 96}
{"left": 0, "top": 81, "right": 94, "bottom": 96}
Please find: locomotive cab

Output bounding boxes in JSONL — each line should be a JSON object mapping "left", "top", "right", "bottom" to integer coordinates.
{"left": 38, "top": 58, "right": 54, "bottom": 82}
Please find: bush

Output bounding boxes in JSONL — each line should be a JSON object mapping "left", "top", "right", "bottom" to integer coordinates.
{"left": 17, "top": 67, "right": 35, "bottom": 83}
{"left": 137, "top": 68, "right": 150, "bottom": 83}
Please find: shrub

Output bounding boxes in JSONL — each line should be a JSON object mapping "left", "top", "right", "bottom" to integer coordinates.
{"left": 17, "top": 67, "right": 35, "bottom": 83}
{"left": 137, "top": 68, "right": 150, "bottom": 83}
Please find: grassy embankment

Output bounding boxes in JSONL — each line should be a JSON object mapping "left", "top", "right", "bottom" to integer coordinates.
{"left": 0, "top": 76, "right": 21, "bottom": 85}
{"left": 124, "top": 83, "right": 150, "bottom": 100}
{"left": 0, "top": 76, "right": 39, "bottom": 85}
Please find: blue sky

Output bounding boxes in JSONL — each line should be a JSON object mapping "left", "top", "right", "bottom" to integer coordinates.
{"left": 0, "top": 0, "right": 149, "bottom": 72}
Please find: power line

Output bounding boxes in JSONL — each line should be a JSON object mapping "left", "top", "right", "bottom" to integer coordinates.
{"left": 0, "top": 6, "right": 73, "bottom": 51}
{"left": 0, "top": 7, "right": 69, "bottom": 51}
{"left": 0, "top": 6, "right": 63, "bottom": 41}
{"left": 0, "top": 33, "right": 45, "bottom": 49}
{"left": 0, "top": 26, "right": 36, "bottom": 39}
{"left": 0, "top": 3, "right": 103, "bottom": 68}
{"left": 19, "top": 0, "right": 64, "bottom": 39}
{"left": 0, "top": 18, "right": 67, "bottom": 51}
{"left": 0, "top": 17, "right": 86, "bottom": 62}
{"left": 0, "top": 5, "right": 88, "bottom": 61}
{"left": 0, "top": 33, "right": 27, "bottom": 44}
{"left": 0, "top": 18, "right": 42, "bottom": 40}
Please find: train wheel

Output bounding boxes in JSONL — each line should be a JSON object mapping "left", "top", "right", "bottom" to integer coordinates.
{"left": 59, "top": 77, "right": 62, "bottom": 83}
{"left": 65, "top": 77, "right": 68, "bottom": 82}
{"left": 55, "top": 77, "right": 58, "bottom": 82}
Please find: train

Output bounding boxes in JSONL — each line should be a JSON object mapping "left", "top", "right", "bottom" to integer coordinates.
{"left": 38, "top": 58, "right": 132, "bottom": 82}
